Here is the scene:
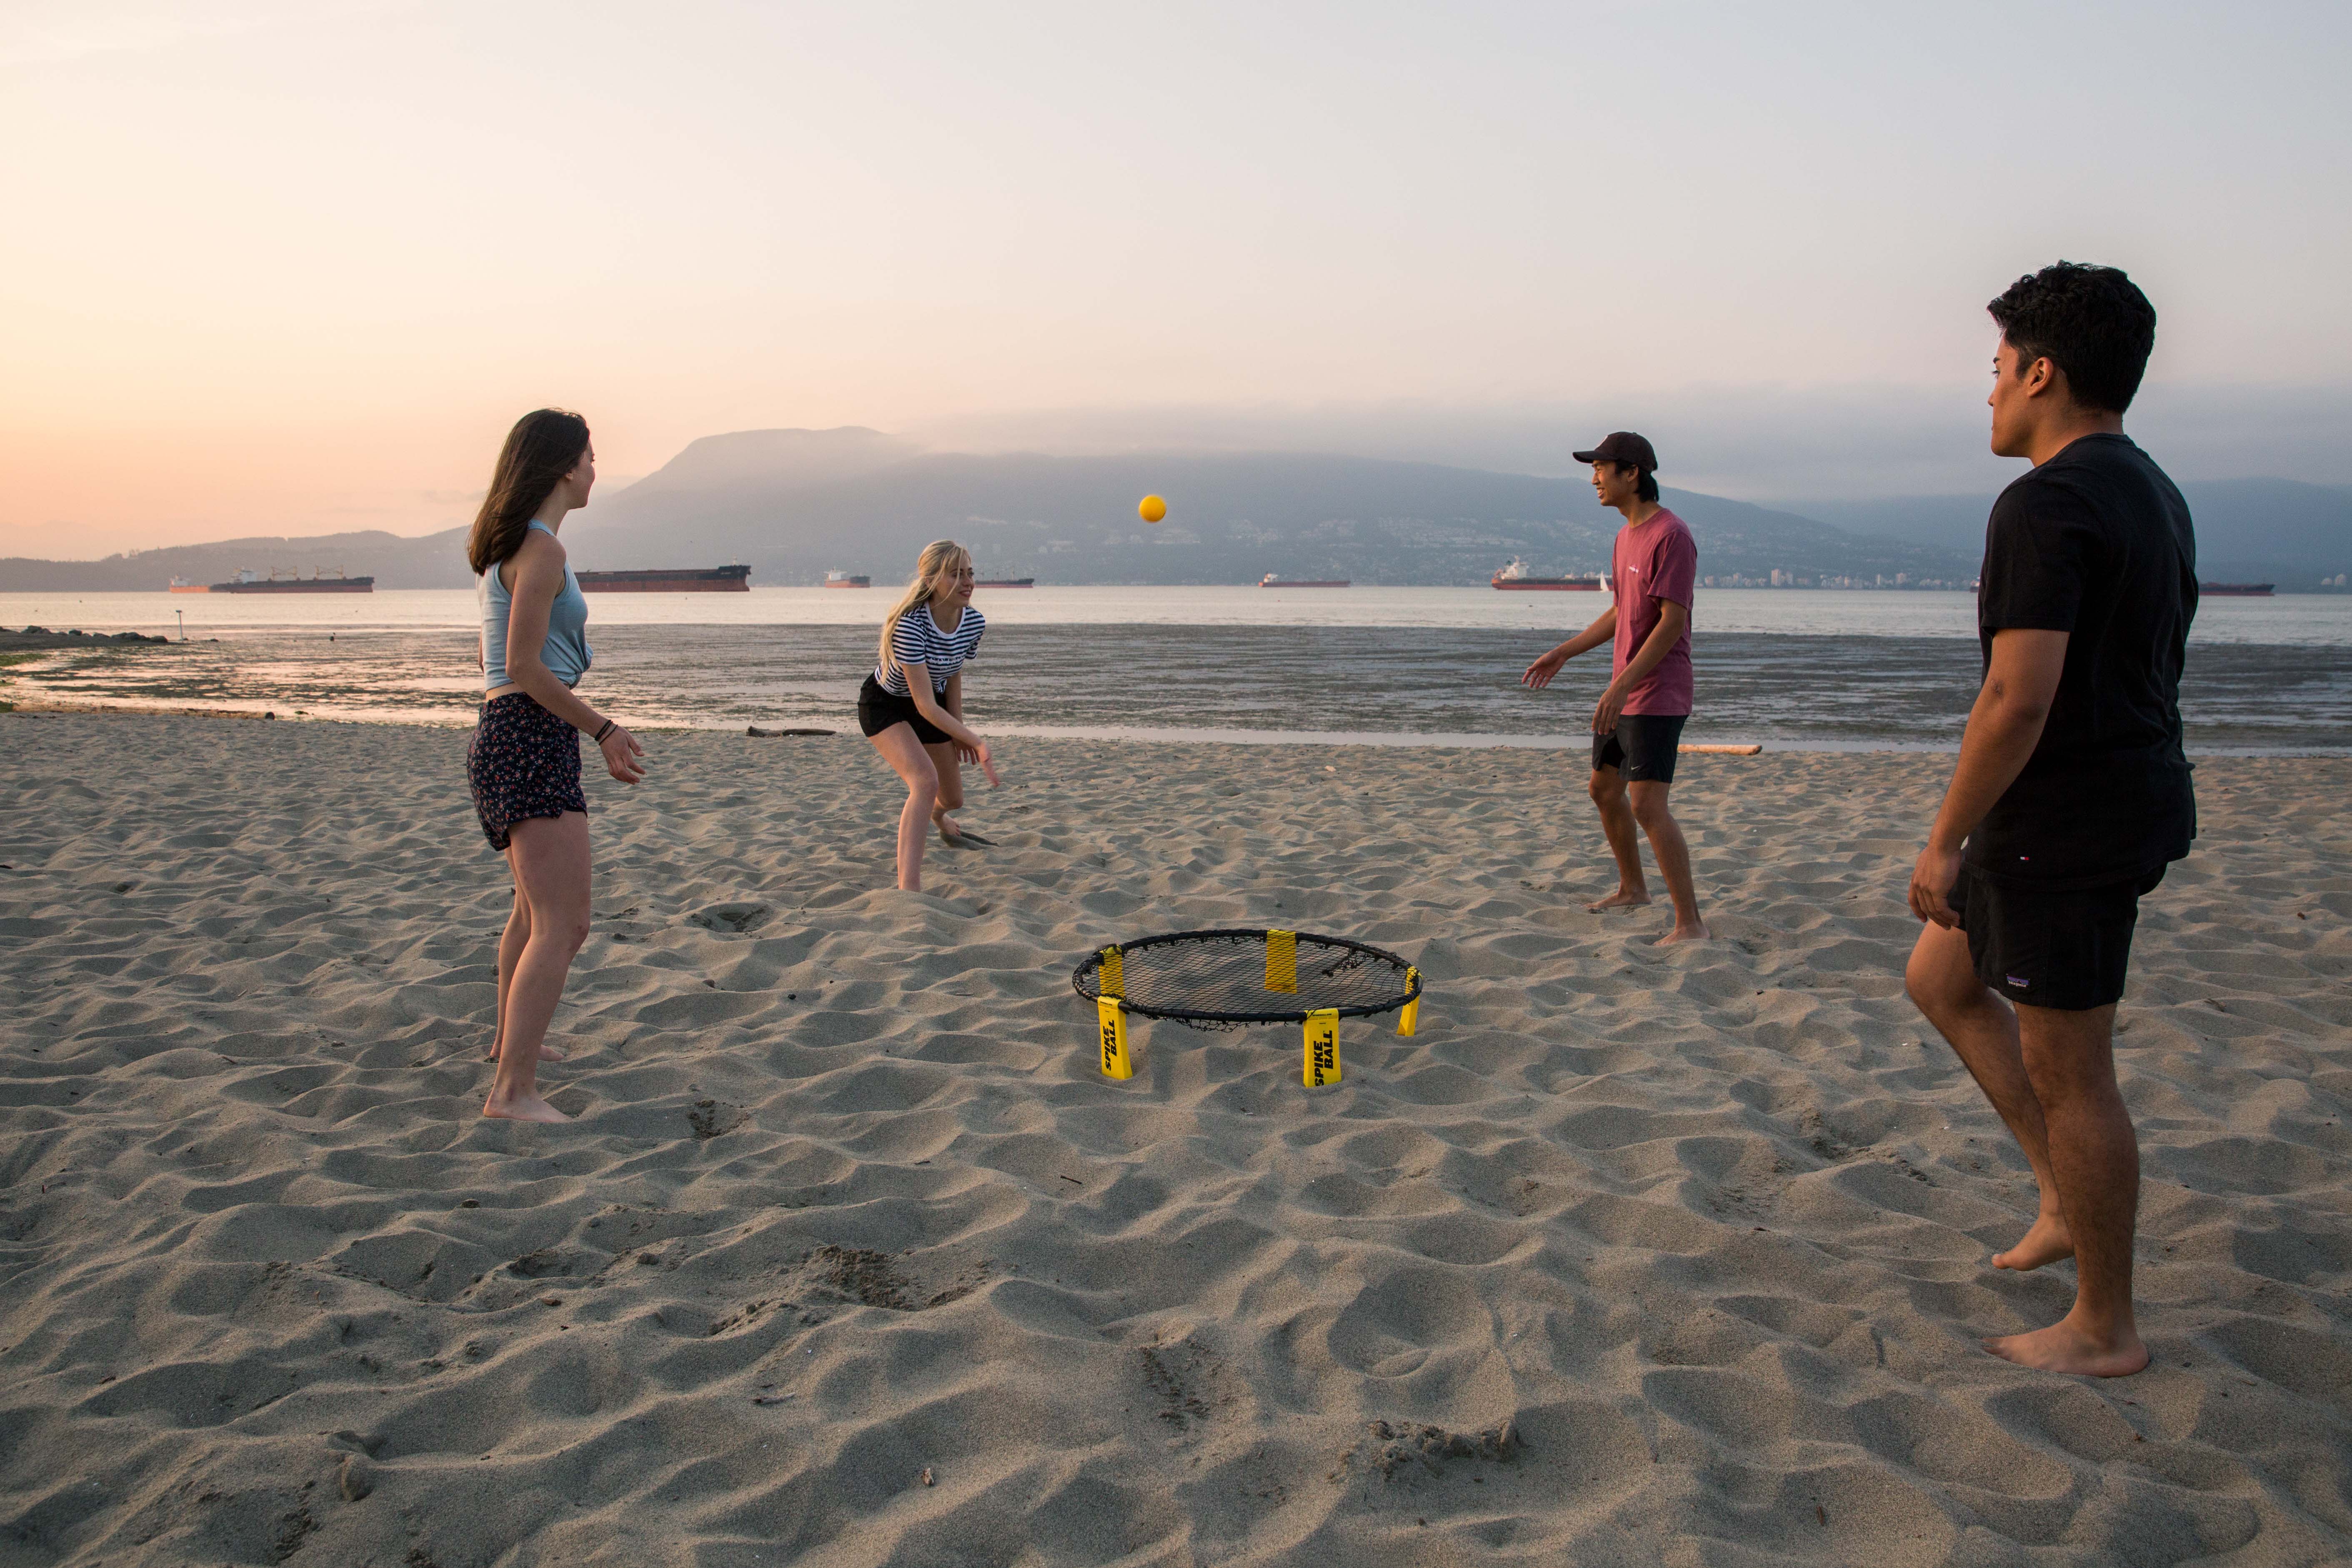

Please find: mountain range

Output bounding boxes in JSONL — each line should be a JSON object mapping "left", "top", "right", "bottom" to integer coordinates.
{"left": 7, "top": 428, "right": 2347, "bottom": 592}
{"left": 559, "top": 430, "right": 1979, "bottom": 589}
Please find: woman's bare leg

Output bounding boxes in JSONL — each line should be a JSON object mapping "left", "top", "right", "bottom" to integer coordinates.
{"left": 925, "top": 739, "right": 966, "bottom": 842}
{"left": 488, "top": 881, "right": 530, "bottom": 1059}
{"left": 489, "top": 869, "right": 565, "bottom": 1063}
{"left": 869, "top": 724, "right": 938, "bottom": 890}
{"left": 484, "top": 811, "right": 591, "bottom": 1123}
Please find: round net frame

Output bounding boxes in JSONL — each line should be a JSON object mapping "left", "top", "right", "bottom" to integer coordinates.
{"left": 1072, "top": 929, "right": 1421, "bottom": 1028}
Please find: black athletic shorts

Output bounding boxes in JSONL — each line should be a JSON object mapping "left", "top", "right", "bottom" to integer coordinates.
{"left": 1592, "top": 713, "right": 1687, "bottom": 783}
{"left": 857, "top": 675, "right": 951, "bottom": 745}
{"left": 1953, "top": 862, "right": 2166, "bottom": 1012}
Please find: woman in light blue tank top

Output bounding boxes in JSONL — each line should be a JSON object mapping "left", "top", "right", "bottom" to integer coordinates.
{"left": 461, "top": 409, "right": 645, "bottom": 1125}
{"left": 480, "top": 520, "right": 591, "bottom": 690}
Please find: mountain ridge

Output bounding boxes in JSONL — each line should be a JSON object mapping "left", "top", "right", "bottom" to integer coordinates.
{"left": 561, "top": 435, "right": 1980, "bottom": 588}
{"left": 9, "top": 429, "right": 2344, "bottom": 590}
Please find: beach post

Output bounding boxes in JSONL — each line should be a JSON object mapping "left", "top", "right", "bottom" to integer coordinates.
{"left": 1396, "top": 967, "right": 1420, "bottom": 1036}
{"left": 1304, "top": 1008, "right": 1340, "bottom": 1087}
{"left": 1096, "top": 945, "right": 1133, "bottom": 1078}
{"left": 1265, "top": 929, "right": 1298, "bottom": 993}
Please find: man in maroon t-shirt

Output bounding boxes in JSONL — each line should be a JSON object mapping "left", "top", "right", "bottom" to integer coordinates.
{"left": 1522, "top": 432, "right": 1709, "bottom": 944}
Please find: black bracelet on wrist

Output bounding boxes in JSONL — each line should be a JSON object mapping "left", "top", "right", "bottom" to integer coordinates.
{"left": 593, "top": 720, "right": 615, "bottom": 744}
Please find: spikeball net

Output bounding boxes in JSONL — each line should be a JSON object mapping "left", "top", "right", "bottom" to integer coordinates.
{"left": 1072, "top": 929, "right": 1422, "bottom": 1087}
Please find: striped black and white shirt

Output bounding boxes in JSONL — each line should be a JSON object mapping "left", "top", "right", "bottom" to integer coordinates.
{"left": 876, "top": 603, "right": 986, "bottom": 696}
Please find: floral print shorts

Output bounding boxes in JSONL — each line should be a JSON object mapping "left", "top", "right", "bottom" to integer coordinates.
{"left": 467, "top": 692, "right": 587, "bottom": 851}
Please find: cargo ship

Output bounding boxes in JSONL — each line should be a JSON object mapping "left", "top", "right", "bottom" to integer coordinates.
{"left": 975, "top": 578, "right": 1034, "bottom": 588}
{"left": 1492, "top": 557, "right": 1602, "bottom": 590}
{"left": 825, "top": 571, "right": 871, "bottom": 588}
{"left": 574, "top": 565, "right": 750, "bottom": 593}
{"left": 170, "top": 568, "right": 373, "bottom": 594}
{"left": 2199, "top": 582, "right": 2275, "bottom": 597}
{"left": 1259, "top": 573, "right": 1349, "bottom": 587}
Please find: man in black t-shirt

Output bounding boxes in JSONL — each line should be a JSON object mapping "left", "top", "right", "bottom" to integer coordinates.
{"left": 1904, "top": 262, "right": 2196, "bottom": 1379}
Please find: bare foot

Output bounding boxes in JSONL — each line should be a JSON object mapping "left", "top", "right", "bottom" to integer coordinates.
{"left": 482, "top": 1092, "right": 569, "bottom": 1123}
{"left": 1984, "top": 1317, "right": 2149, "bottom": 1377}
{"left": 487, "top": 1041, "right": 566, "bottom": 1063}
{"left": 1993, "top": 1211, "right": 2074, "bottom": 1271}
{"left": 1587, "top": 888, "right": 1651, "bottom": 912}
{"left": 1653, "top": 920, "right": 1712, "bottom": 946}
{"left": 933, "top": 810, "right": 966, "bottom": 846}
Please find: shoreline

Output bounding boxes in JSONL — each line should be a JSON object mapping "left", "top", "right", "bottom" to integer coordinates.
{"left": 0, "top": 589, "right": 1997, "bottom": 650}
{"left": 11, "top": 619, "right": 2348, "bottom": 758}
{"left": 10, "top": 697, "right": 2349, "bottom": 757}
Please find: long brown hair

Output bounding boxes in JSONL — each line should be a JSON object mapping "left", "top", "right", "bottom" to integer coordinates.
{"left": 465, "top": 409, "right": 591, "bottom": 575}
{"left": 878, "top": 539, "right": 973, "bottom": 676}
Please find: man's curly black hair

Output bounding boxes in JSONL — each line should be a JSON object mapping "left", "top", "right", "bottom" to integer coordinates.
{"left": 1988, "top": 261, "right": 2157, "bottom": 415}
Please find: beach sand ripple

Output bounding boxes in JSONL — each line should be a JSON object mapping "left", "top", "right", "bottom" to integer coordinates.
{"left": 2, "top": 715, "right": 2348, "bottom": 1565}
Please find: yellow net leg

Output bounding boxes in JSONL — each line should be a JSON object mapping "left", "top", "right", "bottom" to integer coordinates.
{"left": 1303, "top": 1008, "right": 1340, "bottom": 1087}
{"left": 1266, "top": 929, "right": 1297, "bottom": 993}
{"left": 1098, "top": 998, "right": 1134, "bottom": 1080}
{"left": 1396, "top": 966, "right": 1421, "bottom": 1036}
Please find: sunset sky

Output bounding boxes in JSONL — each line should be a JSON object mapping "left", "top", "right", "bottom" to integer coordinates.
{"left": 4, "top": 0, "right": 2347, "bottom": 557}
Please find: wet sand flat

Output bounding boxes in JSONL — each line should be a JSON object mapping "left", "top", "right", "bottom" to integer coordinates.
{"left": 2, "top": 713, "right": 2348, "bottom": 1566}
{"left": 10, "top": 622, "right": 2352, "bottom": 753}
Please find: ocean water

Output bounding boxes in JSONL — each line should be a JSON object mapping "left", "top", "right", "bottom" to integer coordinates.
{"left": 8, "top": 585, "right": 2352, "bottom": 643}
{"left": 8, "top": 589, "right": 2348, "bottom": 753}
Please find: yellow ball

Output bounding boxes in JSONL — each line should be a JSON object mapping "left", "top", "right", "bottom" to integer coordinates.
{"left": 1138, "top": 494, "right": 1167, "bottom": 524}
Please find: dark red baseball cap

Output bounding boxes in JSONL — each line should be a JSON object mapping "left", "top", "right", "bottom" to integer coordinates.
{"left": 1572, "top": 431, "right": 1657, "bottom": 471}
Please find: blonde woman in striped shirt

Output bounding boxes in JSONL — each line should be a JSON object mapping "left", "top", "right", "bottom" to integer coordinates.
{"left": 857, "top": 540, "right": 1001, "bottom": 890}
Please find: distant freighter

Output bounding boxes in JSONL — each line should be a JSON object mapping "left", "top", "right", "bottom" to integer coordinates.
{"left": 1492, "top": 557, "right": 1602, "bottom": 590}
{"left": 574, "top": 565, "right": 750, "bottom": 593}
{"left": 2199, "top": 582, "right": 2274, "bottom": 597}
{"left": 1259, "top": 574, "right": 1349, "bottom": 588}
{"left": 825, "top": 571, "right": 871, "bottom": 588}
{"left": 976, "top": 578, "right": 1035, "bottom": 588}
{"left": 170, "top": 568, "right": 373, "bottom": 594}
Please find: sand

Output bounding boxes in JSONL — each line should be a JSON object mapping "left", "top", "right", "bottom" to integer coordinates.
{"left": 2, "top": 712, "right": 2348, "bottom": 1567}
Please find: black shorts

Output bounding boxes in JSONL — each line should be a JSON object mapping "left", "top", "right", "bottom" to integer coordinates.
{"left": 1592, "top": 713, "right": 1687, "bottom": 783}
{"left": 1953, "top": 862, "right": 2166, "bottom": 1012}
{"left": 466, "top": 692, "right": 586, "bottom": 853}
{"left": 858, "top": 675, "right": 951, "bottom": 745}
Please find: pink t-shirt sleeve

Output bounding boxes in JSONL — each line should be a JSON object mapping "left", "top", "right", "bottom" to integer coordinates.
{"left": 1647, "top": 523, "right": 1696, "bottom": 608}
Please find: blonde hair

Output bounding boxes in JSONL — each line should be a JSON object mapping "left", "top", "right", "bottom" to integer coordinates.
{"left": 878, "top": 540, "right": 973, "bottom": 677}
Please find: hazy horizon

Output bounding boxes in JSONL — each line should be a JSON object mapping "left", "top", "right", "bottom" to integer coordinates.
{"left": 5, "top": 0, "right": 2348, "bottom": 557}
